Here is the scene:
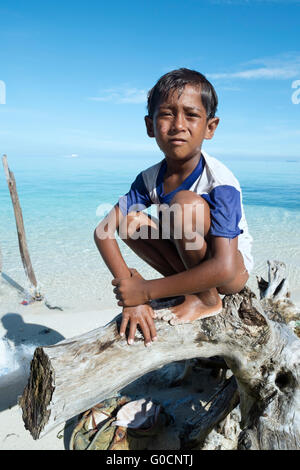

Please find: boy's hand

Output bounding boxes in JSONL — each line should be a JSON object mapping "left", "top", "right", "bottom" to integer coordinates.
{"left": 112, "top": 269, "right": 150, "bottom": 307}
{"left": 120, "top": 304, "right": 157, "bottom": 346}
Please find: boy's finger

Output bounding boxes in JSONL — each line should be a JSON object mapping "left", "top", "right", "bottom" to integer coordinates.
{"left": 138, "top": 317, "right": 152, "bottom": 346}
{"left": 118, "top": 300, "right": 124, "bottom": 306}
{"left": 111, "top": 278, "right": 120, "bottom": 286}
{"left": 128, "top": 320, "right": 137, "bottom": 345}
{"left": 114, "top": 291, "right": 121, "bottom": 300}
{"left": 146, "top": 316, "right": 157, "bottom": 341}
{"left": 119, "top": 315, "right": 128, "bottom": 337}
{"left": 128, "top": 268, "right": 137, "bottom": 275}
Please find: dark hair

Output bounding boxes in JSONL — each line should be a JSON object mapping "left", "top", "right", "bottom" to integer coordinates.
{"left": 147, "top": 68, "right": 218, "bottom": 120}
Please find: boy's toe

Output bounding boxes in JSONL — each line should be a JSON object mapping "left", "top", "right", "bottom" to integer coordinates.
{"left": 162, "top": 312, "right": 175, "bottom": 322}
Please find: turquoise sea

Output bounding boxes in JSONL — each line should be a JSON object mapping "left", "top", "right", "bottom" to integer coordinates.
{"left": 0, "top": 153, "right": 300, "bottom": 312}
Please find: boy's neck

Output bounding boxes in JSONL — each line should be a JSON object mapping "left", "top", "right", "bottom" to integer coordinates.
{"left": 164, "top": 151, "right": 202, "bottom": 176}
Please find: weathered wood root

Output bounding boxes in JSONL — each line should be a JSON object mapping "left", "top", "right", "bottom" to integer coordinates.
{"left": 19, "top": 283, "right": 300, "bottom": 450}
{"left": 181, "top": 375, "right": 239, "bottom": 449}
{"left": 257, "top": 260, "right": 289, "bottom": 302}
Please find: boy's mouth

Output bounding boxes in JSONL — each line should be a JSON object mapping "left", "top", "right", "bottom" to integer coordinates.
{"left": 168, "top": 138, "right": 187, "bottom": 145}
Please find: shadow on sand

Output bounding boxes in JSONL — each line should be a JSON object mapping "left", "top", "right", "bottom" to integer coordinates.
{"left": 0, "top": 313, "right": 65, "bottom": 413}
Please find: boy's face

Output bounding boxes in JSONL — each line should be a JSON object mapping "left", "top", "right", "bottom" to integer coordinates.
{"left": 145, "top": 84, "right": 219, "bottom": 162}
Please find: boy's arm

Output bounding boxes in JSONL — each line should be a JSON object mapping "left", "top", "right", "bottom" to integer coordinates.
{"left": 147, "top": 236, "right": 237, "bottom": 298}
{"left": 112, "top": 236, "right": 238, "bottom": 306}
{"left": 94, "top": 205, "right": 157, "bottom": 345}
{"left": 94, "top": 204, "right": 132, "bottom": 279}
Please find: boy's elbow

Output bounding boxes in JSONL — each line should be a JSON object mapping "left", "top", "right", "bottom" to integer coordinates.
{"left": 94, "top": 221, "right": 108, "bottom": 245}
{"left": 94, "top": 226, "right": 99, "bottom": 243}
{"left": 94, "top": 207, "right": 120, "bottom": 243}
{"left": 94, "top": 226, "right": 100, "bottom": 246}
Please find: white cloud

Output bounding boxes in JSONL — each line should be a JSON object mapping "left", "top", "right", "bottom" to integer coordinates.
{"left": 89, "top": 87, "right": 147, "bottom": 104}
{"left": 208, "top": 67, "right": 297, "bottom": 80}
{"left": 64, "top": 153, "right": 79, "bottom": 158}
{"left": 207, "top": 53, "right": 300, "bottom": 80}
{"left": 210, "top": 0, "right": 300, "bottom": 4}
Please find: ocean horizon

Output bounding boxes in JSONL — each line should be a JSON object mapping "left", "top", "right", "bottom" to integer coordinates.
{"left": 1, "top": 152, "right": 300, "bottom": 312}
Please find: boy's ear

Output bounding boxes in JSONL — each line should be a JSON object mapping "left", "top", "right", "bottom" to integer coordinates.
{"left": 204, "top": 117, "right": 220, "bottom": 140}
{"left": 145, "top": 116, "right": 155, "bottom": 138}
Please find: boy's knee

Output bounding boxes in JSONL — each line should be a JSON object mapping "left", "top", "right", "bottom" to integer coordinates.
{"left": 118, "top": 212, "right": 139, "bottom": 238}
{"left": 170, "top": 190, "right": 210, "bottom": 215}
{"left": 169, "top": 190, "right": 211, "bottom": 235}
{"left": 118, "top": 211, "right": 157, "bottom": 239}
{"left": 170, "top": 190, "right": 205, "bottom": 206}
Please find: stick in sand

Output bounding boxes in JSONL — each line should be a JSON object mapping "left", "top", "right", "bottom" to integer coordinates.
{"left": 2, "top": 154, "right": 41, "bottom": 300}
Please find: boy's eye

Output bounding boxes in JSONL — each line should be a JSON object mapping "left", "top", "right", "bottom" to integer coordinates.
{"left": 187, "top": 113, "right": 200, "bottom": 118}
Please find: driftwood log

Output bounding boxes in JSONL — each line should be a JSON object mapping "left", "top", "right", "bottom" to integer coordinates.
{"left": 19, "top": 267, "right": 300, "bottom": 449}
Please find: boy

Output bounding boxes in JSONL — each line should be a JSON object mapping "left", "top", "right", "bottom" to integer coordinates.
{"left": 94, "top": 68, "right": 253, "bottom": 347}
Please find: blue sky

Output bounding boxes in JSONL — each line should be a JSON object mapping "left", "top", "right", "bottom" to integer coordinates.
{"left": 0, "top": 0, "right": 300, "bottom": 160}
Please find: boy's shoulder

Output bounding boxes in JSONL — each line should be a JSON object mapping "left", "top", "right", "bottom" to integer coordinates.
{"left": 140, "top": 159, "right": 164, "bottom": 176}
{"left": 202, "top": 150, "right": 241, "bottom": 190}
{"left": 139, "top": 159, "right": 164, "bottom": 190}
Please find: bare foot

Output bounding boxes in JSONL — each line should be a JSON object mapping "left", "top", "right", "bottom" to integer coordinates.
{"left": 154, "top": 308, "right": 177, "bottom": 322}
{"left": 169, "top": 290, "right": 223, "bottom": 325}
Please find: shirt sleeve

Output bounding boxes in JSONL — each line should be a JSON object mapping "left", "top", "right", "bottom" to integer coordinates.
{"left": 118, "top": 172, "right": 152, "bottom": 216}
{"left": 202, "top": 185, "right": 243, "bottom": 239}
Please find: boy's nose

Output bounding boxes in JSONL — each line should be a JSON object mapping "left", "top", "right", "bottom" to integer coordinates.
{"left": 171, "top": 113, "right": 186, "bottom": 132}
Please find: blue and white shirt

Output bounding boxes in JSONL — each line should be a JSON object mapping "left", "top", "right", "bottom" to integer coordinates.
{"left": 118, "top": 150, "right": 253, "bottom": 273}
